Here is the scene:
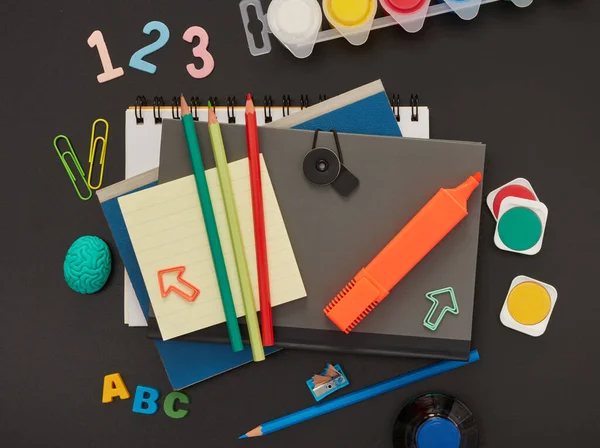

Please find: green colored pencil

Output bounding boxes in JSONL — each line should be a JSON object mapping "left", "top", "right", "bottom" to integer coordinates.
{"left": 180, "top": 95, "right": 244, "bottom": 353}
{"left": 207, "top": 102, "right": 265, "bottom": 362}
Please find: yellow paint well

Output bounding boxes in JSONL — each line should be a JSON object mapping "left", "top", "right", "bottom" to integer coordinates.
{"left": 507, "top": 282, "right": 551, "bottom": 325}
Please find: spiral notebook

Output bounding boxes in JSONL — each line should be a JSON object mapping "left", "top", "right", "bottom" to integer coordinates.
{"left": 124, "top": 84, "right": 430, "bottom": 327}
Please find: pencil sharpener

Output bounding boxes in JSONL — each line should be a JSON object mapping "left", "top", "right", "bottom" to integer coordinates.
{"left": 306, "top": 363, "right": 349, "bottom": 402}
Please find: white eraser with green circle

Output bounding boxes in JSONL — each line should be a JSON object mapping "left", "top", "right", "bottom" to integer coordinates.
{"left": 500, "top": 275, "right": 558, "bottom": 337}
{"left": 494, "top": 197, "right": 548, "bottom": 255}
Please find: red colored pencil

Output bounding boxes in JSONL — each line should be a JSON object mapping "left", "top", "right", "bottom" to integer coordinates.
{"left": 245, "top": 94, "right": 274, "bottom": 347}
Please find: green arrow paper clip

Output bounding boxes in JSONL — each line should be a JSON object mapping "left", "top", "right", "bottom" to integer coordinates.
{"left": 423, "top": 287, "right": 459, "bottom": 331}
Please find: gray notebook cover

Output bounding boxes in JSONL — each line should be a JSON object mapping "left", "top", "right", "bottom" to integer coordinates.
{"left": 148, "top": 119, "right": 485, "bottom": 360}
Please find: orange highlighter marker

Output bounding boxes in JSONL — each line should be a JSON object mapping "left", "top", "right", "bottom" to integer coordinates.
{"left": 324, "top": 173, "right": 483, "bottom": 334}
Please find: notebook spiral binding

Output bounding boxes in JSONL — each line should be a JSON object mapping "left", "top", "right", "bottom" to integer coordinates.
{"left": 134, "top": 93, "right": 422, "bottom": 124}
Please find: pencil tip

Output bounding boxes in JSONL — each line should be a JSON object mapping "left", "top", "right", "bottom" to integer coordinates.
{"left": 238, "top": 435, "right": 247, "bottom": 440}
{"left": 245, "top": 94, "right": 255, "bottom": 113}
{"left": 243, "top": 426, "right": 263, "bottom": 438}
{"left": 207, "top": 100, "right": 212, "bottom": 108}
{"left": 180, "top": 95, "right": 189, "bottom": 115}
{"left": 208, "top": 103, "right": 217, "bottom": 124}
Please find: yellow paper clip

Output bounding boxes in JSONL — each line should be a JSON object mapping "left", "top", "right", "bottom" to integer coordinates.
{"left": 87, "top": 118, "right": 109, "bottom": 190}
{"left": 53, "top": 135, "right": 93, "bottom": 201}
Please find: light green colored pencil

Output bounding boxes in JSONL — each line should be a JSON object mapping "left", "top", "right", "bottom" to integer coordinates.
{"left": 207, "top": 102, "right": 265, "bottom": 362}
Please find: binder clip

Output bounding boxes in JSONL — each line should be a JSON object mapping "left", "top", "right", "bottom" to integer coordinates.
{"left": 306, "top": 363, "right": 349, "bottom": 402}
{"left": 303, "top": 129, "right": 359, "bottom": 197}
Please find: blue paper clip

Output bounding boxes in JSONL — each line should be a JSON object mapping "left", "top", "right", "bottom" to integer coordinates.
{"left": 306, "top": 363, "right": 349, "bottom": 402}
{"left": 53, "top": 135, "right": 93, "bottom": 201}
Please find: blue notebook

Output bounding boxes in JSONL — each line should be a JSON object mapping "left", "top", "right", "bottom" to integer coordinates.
{"left": 99, "top": 173, "right": 155, "bottom": 319}
{"left": 154, "top": 340, "right": 278, "bottom": 390}
{"left": 96, "top": 170, "right": 279, "bottom": 390}
{"left": 267, "top": 79, "right": 402, "bottom": 137}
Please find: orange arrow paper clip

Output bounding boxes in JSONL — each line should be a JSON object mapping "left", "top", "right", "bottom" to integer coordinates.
{"left": 158, "top": 266, "right": 200, "bottom": 303}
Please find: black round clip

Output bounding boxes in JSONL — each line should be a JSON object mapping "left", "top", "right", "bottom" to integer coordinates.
{"left": 303, "top": 130, "right": 359, "bottom": 197}
{"left": 303, "top": 146, "right": 341, "bottom": 186}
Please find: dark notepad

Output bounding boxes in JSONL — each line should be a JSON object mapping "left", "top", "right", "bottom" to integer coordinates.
{"left": 149, "top": 120, "right": 485, "bottom": 360}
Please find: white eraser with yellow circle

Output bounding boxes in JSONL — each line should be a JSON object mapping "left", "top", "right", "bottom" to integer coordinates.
{"left": 500, "top": 275, "right": 558, "bottom": 337}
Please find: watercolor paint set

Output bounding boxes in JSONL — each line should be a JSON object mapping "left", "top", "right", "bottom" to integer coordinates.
{"left": 240, "top": 0, "right": 535, "bottom": 58}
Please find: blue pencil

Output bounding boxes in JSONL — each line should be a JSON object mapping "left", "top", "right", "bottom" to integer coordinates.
{"left": 239, "top": 350, "right": 480, "bottom": 438}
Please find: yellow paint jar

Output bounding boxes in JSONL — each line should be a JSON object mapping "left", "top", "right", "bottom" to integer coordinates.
{"left": 323, "top": 0, "right": 377, "bottom": 45}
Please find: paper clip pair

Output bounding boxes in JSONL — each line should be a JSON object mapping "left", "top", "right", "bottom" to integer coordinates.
{"left": 53, "top": 119, "right": 109, "bottom": 200}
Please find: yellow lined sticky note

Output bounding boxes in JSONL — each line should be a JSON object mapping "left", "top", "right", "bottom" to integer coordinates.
{"left": 118, "top": 155, "right": 306, "bottom": 340}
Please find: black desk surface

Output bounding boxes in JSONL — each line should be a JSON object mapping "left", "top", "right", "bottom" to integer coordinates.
{"left": 2, "top": 1, "right": 599, "bottom": 446}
